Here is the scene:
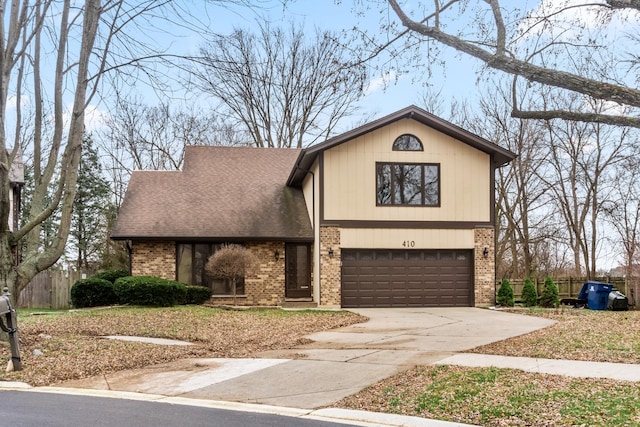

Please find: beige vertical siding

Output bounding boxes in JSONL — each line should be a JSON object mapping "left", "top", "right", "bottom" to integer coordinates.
{"left": 323, "top": 119, "right": 490, "bottom": 222}
{"left": 340, "top": 228, "right": 475, "bottom": 249}
{"left": 304, "top": 160, "right": 321, "bottom": 303}
{"left": 302, "top": 161, "right": 318, "bottom": 228}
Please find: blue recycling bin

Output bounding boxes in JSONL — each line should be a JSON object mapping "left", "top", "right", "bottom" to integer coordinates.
{"left": 585, "top": 282, "right": 613, "bottom": 310}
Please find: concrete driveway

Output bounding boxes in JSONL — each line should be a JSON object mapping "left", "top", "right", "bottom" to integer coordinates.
{"left": 59, "top": 308, "right": 555, "bottom": 409}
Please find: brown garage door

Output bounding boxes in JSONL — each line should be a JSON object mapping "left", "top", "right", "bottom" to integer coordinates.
{"left": 341, "top": 249, "right": 473, "bottom": 308}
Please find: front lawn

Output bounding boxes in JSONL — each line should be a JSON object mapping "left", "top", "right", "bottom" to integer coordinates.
{"left": 0, "top": 306, "right": 366, "bottom": 386}
{"left": 336, "top": 308, "right": 640, "bottom": 426}
{"left": 337, "top": 365, "right": 640, "bottom": 426}
{"left": 4, "top": 306, "right": 640, "bottom": 426}
{"left": 470, "top": 308, "right": 640, "bottom": 363}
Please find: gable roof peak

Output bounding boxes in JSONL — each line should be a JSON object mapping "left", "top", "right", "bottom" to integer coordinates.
{"left": 287, "top": 105, "right": 516, "bottom": 186}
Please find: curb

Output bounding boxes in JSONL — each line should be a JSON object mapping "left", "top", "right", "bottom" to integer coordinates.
{"left": 0, "top": 385, "right": 477, "bottom": 427}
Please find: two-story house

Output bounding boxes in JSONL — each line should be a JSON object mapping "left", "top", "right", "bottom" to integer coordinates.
{"left": 111, "top": 106, "right": 515, "bottom": 307}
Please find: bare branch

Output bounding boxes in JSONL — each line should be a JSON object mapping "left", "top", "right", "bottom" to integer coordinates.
{"left": 191, "top": 21, "right": 367, "bottom": 148}
{"left": 606, "top": 0, "right": 640, "bottom": 11}
{"left": 512, "top": 108, "right": 640, "bottom": 128}
{"left": 386, "top": 0, "right": 640, "bottom": 127}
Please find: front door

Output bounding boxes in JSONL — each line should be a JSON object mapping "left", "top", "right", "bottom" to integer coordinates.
{"left": 285, "top": 243, "right": 312, "bottom": 298}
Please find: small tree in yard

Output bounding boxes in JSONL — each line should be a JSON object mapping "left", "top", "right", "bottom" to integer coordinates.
{"left": 540, "top": 276, "right": 560, "bottom": 308}
{"left": 205, "top": 245, "right": 259, "bottom": 306}
{"left": 522, "top": 278, "right": 538, "bottom": 307}
{"left": 496, "top": 279, "right": 514, "bottom": 307}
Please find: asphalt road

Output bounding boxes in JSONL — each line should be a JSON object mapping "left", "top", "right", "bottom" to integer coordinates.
{"left": 0, "top": 390, "right": 355, "bottom": 427}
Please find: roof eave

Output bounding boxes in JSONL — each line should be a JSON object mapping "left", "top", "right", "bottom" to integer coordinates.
{"left": 111, "top": 235, "right": 314, "bottom": 243}
{"left": 286, "top": 149, "right": 308, "bottom": 187}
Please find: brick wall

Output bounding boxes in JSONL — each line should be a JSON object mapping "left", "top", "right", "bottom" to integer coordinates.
{"left": 319, "top": 226, "right": 341, "bottom": 306}
{"left": 204, "top": 242, "right": 285, "bottom": 307}
{"left": 131, "top": 241, "right": 288, "bottom": 307}
{"left": 131, "top": 241, "right": 175, "bottom": 280}
{"left": 474, "top": 227, "right": 495, "bottom": 306}
{"left": 242, "top": 242, "right": 285, "bottom": 306}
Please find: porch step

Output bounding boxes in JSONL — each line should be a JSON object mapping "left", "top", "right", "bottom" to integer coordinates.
{"left": 281, "top": 299, "right": 317, "bottom": 309}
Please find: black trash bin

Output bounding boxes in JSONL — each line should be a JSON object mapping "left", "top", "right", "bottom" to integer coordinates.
{"left": 608, "top": 290, "right": 629, "bottom": 311}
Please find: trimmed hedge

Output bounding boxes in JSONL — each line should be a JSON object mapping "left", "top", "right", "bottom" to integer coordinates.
{"left": 114, "top": 276, "right": 187, "bottom": 307}
{"left": 186, "top": 286, "right": 212, "bottom": 305}
{"left": 92, "top": 269, "right": 130, "bottom": 284}
{"left": 71, "top": 278, "right": 118, "bottom": 308}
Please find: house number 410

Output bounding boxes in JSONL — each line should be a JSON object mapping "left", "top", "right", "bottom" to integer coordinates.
{"left": 402, "top": 240, "right": 415, "bottom": 248}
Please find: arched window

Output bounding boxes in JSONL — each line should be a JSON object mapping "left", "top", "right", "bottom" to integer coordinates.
{"left": 392, "top": 134, "right": 423, "bottom": 151}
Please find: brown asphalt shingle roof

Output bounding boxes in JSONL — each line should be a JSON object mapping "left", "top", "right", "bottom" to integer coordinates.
{"left": 111, "top": 146, "right": 313, "bottom": 241}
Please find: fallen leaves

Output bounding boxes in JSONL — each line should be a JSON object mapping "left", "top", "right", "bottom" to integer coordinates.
{"left": 0, "top": 306, "right": 366, "bottom": 386}
{"left": 336, "top": 365, "right": 640, "bottom": 426}
{"left": 469, "top": 308, "right": 640, "bottom": 363}
{"left": 335, "top": 308, "right": 640, "bottom": 426}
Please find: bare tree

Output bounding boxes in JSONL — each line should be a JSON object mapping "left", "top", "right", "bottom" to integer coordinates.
{"left": 541, "top": 96, "right": 635, "bottom": 277}
{"left": 190, "top": 21, "right": 368, "bottom": 148}
{"left": 447, "top": 82, "right": 554, "bottom": 278}
{"left": 0, "top": 0, "right": 246, "bottom": 300}
{"left": 98, "top": 96, "right": 243, "bottom": 206}
{"left": 604, "top": 156, "right": 640, "bottom": 281}
{"left": 204, "top": 244, "right": 259, "bottom": 306}
{"left": 362, "top": 1, "right": 640, "bottom": 128}
{"left": 0, "top": 0, "right": 104, "bottom": 299}
{"left": 478, "top": 88, "right": 552, "bottom": 278}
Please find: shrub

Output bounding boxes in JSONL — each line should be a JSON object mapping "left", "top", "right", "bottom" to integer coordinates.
{"left": 496, "top": 279, "right": 514, "bottom": 307}
{"left": 70, "top": 278, "right": 118, "bottom": 308}
{"left": 185, "top": 286, "right": 212, "bottom": 305}
{"left": 114, "top": 276, "right": 187, "bottom": 307}
{"left": 521, "top": 278, "right": 538, "bottom": 307}
{"left": 205, "top": 244, "right": 259, "bottom": 305}
{"left": 539, "top": 276, "right": 560, "bottom": 308}
{"left": 92, "top": 269, "right": 129, "bottom": 284}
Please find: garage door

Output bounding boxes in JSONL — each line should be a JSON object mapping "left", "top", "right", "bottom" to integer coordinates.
{"left": 341, "top": 249, "right": 473, "bottom": 308}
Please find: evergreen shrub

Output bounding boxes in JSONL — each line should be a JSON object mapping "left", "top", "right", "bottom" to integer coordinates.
{"left": 92, "top": 269, "right": 129, "bottom": 284}
{"left": 186, "top": 286, "right": 212, "bottom": 305}
{"left": 114, "top": 276, "right": 187, "bottom": 307}
{"left": 70, "top": 278, "right": 118, "bottom": 308}
{"left": 539, "top": 276, "right": 560, "bottom": 308}
{"left": 496, "top": 279, "right": 515, "bottom": 307}
{"left": 522, "top": 278, "right": 538, "bottom": 307}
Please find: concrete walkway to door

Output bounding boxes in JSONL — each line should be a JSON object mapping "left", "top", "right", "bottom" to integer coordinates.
{"left": 55, "top": 307, "right": 556, "bottom": 411}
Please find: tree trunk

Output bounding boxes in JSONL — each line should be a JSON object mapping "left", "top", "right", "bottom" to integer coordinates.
{"left": 232, "top": 278, "right": 237, "bottom": 306}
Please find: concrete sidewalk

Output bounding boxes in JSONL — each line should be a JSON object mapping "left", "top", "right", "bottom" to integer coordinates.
{"left": 438, "top": 353, "right": 640, "bottom": 381}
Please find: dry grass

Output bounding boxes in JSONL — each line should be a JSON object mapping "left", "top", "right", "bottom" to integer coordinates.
{"left": 337, "top": 365, "right": 640, "bottom": 427}
{"left": 469, "top": 307, "right": 640, "bottom": 363}
{"left": 0, "top": 306, "right": 366, "bottom": 386}
{"left": 336, "top": 308, "right": 640, "bottom": 426}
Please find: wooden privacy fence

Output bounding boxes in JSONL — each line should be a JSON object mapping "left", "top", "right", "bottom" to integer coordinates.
{"left": 501, "top": 276, "right": 633, "bottom": 303}
{"left": 18, "top": 270, "right": 82, "bottom": 310}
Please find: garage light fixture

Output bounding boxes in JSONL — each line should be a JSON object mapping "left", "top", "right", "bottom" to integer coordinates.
{"left": 274, "top": 250, "right": 280, "bottom": 262}
{"left": 483, "top": 247, "right": 489, "bottom": 258}
{"left": 328, "top": 247, "right": 334, "bottom": 258}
